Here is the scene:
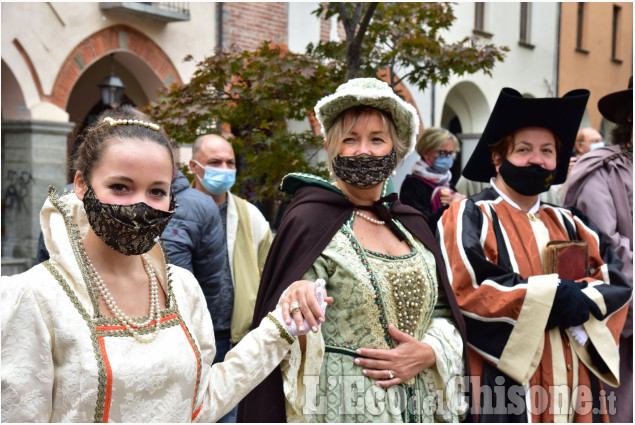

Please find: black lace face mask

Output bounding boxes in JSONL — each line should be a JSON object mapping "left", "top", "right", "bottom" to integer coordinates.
{"left": 82, "top": 184, "right": 176, "bottom": 256}
{"left": 332, "top": 149, "right": 397, "bottom": 188}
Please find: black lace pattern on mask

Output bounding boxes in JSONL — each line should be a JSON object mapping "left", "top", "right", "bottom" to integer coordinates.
{"left": 332, "top": 149, "right": 397, "bottom": 188}
{"left": 82, "top": 184, "right": 176, "bottom": 256}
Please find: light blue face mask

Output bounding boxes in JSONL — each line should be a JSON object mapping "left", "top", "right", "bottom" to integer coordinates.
{"left": 431, "top": 156, "right": 454, "bottom": 173}
{"left": 590, "top": 141, "right": 605, "bottom": 151}
{"left": 194, "top": 160, "right": 236, "bottom": 195}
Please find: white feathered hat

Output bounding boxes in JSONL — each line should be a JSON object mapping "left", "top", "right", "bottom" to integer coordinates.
{"left": 314, "top": 78, "right": 420, "bottom": 155}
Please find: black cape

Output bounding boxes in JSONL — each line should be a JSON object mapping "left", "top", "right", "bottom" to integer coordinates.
{"left": 237, "top": 174, "right": 469, "bottom": 422}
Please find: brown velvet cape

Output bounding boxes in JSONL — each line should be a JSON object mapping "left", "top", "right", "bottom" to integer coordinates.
{"left": 237, "top": 174, "right": 469, "bottom": 422}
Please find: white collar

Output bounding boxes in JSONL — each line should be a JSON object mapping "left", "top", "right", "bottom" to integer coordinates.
{"left": 490, "top": 177, "right": 541, "bottom": 214}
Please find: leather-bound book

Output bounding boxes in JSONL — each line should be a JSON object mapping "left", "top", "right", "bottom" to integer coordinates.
{"left": 542, "top": 241, "right": 589, "bottom": 280}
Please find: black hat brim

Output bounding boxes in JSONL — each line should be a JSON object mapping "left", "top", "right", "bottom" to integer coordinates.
{"left": 462, "top": 88, "right": 590, "bottom": 185}
{"left": 598, "top": 89, "right": 633, "bottom": 125}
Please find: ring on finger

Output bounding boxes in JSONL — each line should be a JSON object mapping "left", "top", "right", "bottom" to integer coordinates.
{"left": 388, "top": 370, "right": 394, "bottom": 379}
{"left": 289, "top": 301, "right": 301, "bottom": 314}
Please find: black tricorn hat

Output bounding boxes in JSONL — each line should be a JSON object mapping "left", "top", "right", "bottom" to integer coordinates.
{"left": 598, "top": 76, "right": 632, "bottom": 125}
{"left": 462, "top": 87, "right": 590, "bottom": 184}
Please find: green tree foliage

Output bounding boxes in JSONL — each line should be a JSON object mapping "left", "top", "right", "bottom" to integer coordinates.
{"left": 146, "top": 3, "right": 508, "bottom": 222}
{"left": 309, "top": 2, "right": 509, "bottom": 89}
{"left": 145, "top": 43, "right": 338, "bottom": 209}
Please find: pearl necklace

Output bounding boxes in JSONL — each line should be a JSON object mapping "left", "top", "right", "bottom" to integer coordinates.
{"left": 86, "top": 253, "right": 161, "bottom": 343}
{"left": 355, "top": 210, "right": 386, "bottom": 225}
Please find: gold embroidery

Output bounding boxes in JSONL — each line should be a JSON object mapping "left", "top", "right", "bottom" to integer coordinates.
{"left": 267, "top": 313, "right": 295, "bottom": 345}
{"left": 43, "top": 260, "right": 108, "bottom": 422}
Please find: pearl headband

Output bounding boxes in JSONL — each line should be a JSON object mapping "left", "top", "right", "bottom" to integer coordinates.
{"left": 103, "top": 116, "right": 160, "bottom": 131}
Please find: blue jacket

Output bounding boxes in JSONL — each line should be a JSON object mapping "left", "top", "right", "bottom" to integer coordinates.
{"left": 162, "top": 170, "right": 226, "bottom": 317}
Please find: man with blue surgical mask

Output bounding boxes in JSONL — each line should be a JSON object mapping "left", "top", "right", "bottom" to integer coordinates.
{"left": 574, "top": 127, "right": 604, "bottom": 157}
{"left": 189, "top": 134, "right": 273, "bottom": 423}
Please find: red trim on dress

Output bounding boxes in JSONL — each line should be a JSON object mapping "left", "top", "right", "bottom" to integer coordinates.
{"left": 95, "top": 313, "right": 198, "bottom": 421}
{"left": 98, "top": 336, "right": 113, "bottom": 423}
{"left": 95, "top": 313, "right": 179, "bottom": 331}
{"left": 181, "top": 321, "right": 202, "bottom": 421}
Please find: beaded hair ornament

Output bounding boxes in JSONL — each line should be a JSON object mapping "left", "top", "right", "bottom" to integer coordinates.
{"left": 103, "top": 116, "right": 160, "bottom": 131}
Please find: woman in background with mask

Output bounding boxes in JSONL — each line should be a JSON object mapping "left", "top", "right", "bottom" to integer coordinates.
{"left": 400, "top": 127, "right": 465, "bottom": 228}
{"left": 438, "top": 88, "right": 631, "bottom": 422}
{"left": 239, "top": 78, "right": 468, "bottom": 423}
{"left": 0, "top": 106, "right": 326, "bottom": 422}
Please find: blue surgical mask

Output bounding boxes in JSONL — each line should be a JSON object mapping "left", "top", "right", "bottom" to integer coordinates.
{"left": 194, "top": 160, "right": 236, "bottom": 195}
{"left": 431, "top": 156, "right": 454, "bottom": 173}
{"left": 590, "top": 141, "right": 605, "bottom": 151}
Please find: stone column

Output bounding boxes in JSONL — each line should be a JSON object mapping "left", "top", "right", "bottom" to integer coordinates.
{"left": 1, "top": 120, "right": 75, "bottom": 272}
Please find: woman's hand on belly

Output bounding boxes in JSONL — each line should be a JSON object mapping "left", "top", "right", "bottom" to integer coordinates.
{"left": 353, "top": 324, "right": 436, "bottom": 388}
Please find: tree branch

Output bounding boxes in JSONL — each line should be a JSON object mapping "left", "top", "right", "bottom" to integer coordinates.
{"left": 352, "top": 3, "right": 362, "bottom": 32}
{"left": 354, "top": 3, "right": 378, "bottom": 49}
{"left": 337, "top": 3, "right": 354, "bottom": 41}
{"left": 393, "top": 72, "right": 410, "bottom": 89}
{"left": 344, "top": 2, "right": 379, "bottom": 81}
{"left": 388, "top": 57, "right": 397, "bottom": 88}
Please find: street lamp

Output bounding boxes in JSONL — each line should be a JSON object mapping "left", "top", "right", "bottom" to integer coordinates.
{"left": 99, "top": 54, "right": 125, "bottom": 106}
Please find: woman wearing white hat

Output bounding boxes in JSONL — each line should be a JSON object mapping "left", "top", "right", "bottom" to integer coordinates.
{"left": 439, "top": 88, "right": 631, "bottom": 422}
{"left": 238, "top": 78, "right": 468, "bottom": 422}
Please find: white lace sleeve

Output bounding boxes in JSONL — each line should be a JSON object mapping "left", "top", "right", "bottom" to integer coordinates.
{"left": 194, "top": 315, "right": 295, "bottom": 422}
{"left": 178, "top": 269, "right": 294, "bottom": 423}
{"left": 421, "top": 316, "right": 468, "bottom": 422}
{"left": 1, "top": 276, "right": 55, "bottom": 422}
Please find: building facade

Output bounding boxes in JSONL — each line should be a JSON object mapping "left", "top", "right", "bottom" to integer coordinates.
{"left": 559, "top": 2, "right": 633, "bottom": 139}
{"left": 1, "top": 2, "right": 217, "bottom": 272}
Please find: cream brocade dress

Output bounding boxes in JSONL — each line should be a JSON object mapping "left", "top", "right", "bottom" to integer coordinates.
{"left": 281, "top": 215, "right": 465, "bottom": 423}
{"left": 1, "top": 190, "right": 294, "bottom": 423}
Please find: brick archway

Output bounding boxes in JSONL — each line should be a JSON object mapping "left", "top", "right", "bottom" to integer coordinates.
{"left": 48, "top": 25, "right": 182, "bottom": 109}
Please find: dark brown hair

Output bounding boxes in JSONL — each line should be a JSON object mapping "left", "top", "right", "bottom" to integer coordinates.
{"left": 610, "top": 123, "right": 633, "bottom": 149}
{"left": 74, "top": 105, "right": 174, "bottom": 183}
{"left": 489, "top": 128, "right": 562, "bottom": 166}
